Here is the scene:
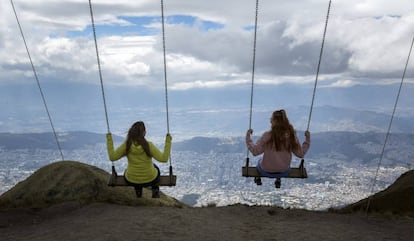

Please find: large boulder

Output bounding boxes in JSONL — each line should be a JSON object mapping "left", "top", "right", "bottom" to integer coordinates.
{"left": 0, "top": 161, "right": 184, "bottom": 209}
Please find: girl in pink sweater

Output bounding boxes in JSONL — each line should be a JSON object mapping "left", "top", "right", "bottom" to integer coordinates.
{"left": 246, "top": 109, "right": 310, "bottom": 186}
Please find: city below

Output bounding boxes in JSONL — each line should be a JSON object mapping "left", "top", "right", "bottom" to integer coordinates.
{"left": 1, "top": 131, "right": 412, "bottom": 210}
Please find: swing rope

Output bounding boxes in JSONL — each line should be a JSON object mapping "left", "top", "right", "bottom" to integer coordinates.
{"left": 307, "top": 0, "right": 331, "bottom": 132}
{"left": 88, "top": 0, "right": 110, "bottom": 134}
{"left": 88, "top": 0, "right": 113, "bottom": 170}
{"left": 161, "top": 0, "right": 170, "bottom": 135}
{"left": 10, "top": 0, "right": 64, "bottom": 161}
{"left": 246, "top": 0, "right": 259, "bottom": 163}
{"left": 248, "top": 0, "right": 259, "bottom": 133}
{"left": 161, "top": 0, "right": 174, "bottom": 177}
{"left": 365, "top": 32, "right": 414, "bottom": 215}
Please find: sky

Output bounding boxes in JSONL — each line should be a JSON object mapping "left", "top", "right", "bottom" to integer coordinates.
{"left": 0, "top": 0, "right": 414, "bottom": 135}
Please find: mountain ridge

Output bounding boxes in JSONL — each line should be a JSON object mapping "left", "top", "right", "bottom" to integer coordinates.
{"left": 1, "top": 131, "right": 413, "bottom": 168}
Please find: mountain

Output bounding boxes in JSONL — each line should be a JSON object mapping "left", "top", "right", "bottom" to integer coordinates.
{"left": 1, "top": 82, "right": 414, "bottom": 135}
{"left": 0, "top": 131, "right": 123, "bottom": 150}
{"left": 291, "top": 105, "right": 414, "bottom": 133}
{"left": 173, "top": 132, "right": 414, "bottom": 164}
{"left": 173, "top": 136, "right": 246, "bottom": 153}
{"left": 0, "top": 161, "right": 184, "bottom": 209}
{"left": 337, "top": 170, "right": 414, "bottom": 217}
{"left": 1, "top": 130, "right": 412, "bottom": 167}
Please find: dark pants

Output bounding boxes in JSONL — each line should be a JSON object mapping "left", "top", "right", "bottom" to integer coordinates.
{"left": 124, "top": 164, "right": 161, "bottom": 193}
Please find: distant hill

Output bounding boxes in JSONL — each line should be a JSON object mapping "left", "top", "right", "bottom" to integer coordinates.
{"left": 337, "top": 170, "right": 414, "bottom": 217}
{"left": 0, "top": 131, "right": 123, "bottom": 150}
{"left": 1, "top": 131, "right": 413, "bottom": 166}
{"left": 292, "top": 105, "right": 414, "bottom": 133}
{"left": 174, "top": 136, "right": 246, "bottom": 153}
{"left": 0, "top": 161, "right": 184, "bottom": 209}
{"left": 173, "top": 132, "right": 414, "bottom": 165}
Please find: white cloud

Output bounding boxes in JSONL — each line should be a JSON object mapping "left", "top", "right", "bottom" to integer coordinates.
{"left": 166, "top": 54, "right": 218, "bottom": 75}
{"left": 98, "top": 36, "right": 154, "bottom": 85}
{"left": 170, "top": 78, "right": 248, "bottom": 90}
{"left": 328, "top": 79, "right": 358, "bottom": 88}
{"left": 1, "top": 0, "right": 414, "bottom": 90}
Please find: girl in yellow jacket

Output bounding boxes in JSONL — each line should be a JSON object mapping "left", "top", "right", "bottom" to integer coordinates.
{"left": 106, "top": 121, "right": 171, "bottom": 198}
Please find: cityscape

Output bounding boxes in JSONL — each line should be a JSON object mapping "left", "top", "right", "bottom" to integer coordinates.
{"left": 1, "top": 131, "right": 412, "bottom": 210}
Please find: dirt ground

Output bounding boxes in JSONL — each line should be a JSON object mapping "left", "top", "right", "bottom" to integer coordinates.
{"left": 1, "top": 202, "right": 413, "bottom": 241}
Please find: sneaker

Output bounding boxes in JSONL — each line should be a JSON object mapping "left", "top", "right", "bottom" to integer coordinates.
{"left": 254, "top": 177, "right": 262, "bottom": 186}
{"left": 275, "top": 178, "right": 281, "bottom": 188}
{"left": 152, "top": 189, "right": 160, "bottom": 198}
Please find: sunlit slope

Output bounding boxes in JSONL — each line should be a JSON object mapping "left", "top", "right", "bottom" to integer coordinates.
{"left": 339, "top": 170, "right": 414, "bottom": 217}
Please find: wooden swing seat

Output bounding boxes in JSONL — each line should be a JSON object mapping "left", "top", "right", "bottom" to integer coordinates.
{"left": 107, "top": 167, "right": 176, "bottom": 187}
{"left": 242, "top": 159, "right": 308, "bottom": 179}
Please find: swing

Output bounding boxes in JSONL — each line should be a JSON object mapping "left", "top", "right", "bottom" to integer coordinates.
{"left": 88, "top": 0, "right": 176, "bottom": 187}
{"left": 108, "top": 166, "right": 177, "bottom": 187}
{"left": 242, "top": 0, "right": 331, "bottom": 185}
{"left": 242, "top": 159, "right": 307, "bottom": 178}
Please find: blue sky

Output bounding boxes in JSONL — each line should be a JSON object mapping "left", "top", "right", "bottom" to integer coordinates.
{"left": 66, "top": 15, "right": 225, "bottom": 38}
{"left": 1, "top": 0, "right": 414, "bottom": 135}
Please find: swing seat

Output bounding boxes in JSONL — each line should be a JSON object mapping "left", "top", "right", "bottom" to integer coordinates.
{"left": 242, "top": 159, "right": 308, "bottom": 179}
{"left": 108, "top": 167, "right": 177, "bottom": 187}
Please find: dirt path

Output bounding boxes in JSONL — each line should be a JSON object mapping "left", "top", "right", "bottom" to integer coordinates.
{"left": 1, "top": 202, "right": 413, "bottom": 241}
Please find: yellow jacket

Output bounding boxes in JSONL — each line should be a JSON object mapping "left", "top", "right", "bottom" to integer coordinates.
{"left": 106, "top": 133, "right": 171, "bottom": 184}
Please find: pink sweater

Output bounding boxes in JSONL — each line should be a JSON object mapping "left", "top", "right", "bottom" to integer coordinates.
{"left": 246, "top": 131, "right": 310, "bottom": 173}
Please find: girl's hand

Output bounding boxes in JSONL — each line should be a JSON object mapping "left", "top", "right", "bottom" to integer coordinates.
{"left": 166, "top": 133, "right": 172, "bottom": 142}
{"left": 304, "top": 131, "right": 310, "bottom": 141}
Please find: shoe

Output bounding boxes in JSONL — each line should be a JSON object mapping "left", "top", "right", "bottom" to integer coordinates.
{"left": 254, "top": 177, "right": 262, "bottom": 186}
{"left": 152, "top": 189, "right": 160, "bottom": 198}
{"left": 275, "top": 178, "right": 281, "bottom": 188}
{"left": 135, "top": 188, "right": 143, "bottom": 198}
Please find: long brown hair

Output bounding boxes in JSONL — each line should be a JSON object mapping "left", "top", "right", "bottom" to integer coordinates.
{"left": 266, "top": 109, "right": 299, "bottom": 152}
{"left": 126, "top": 121, "right": 151, "bottom": 157}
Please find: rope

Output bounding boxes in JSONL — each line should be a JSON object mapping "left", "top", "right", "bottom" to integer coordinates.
{"left": 161, "top": 0, "right": 170, "bottom": 134}
{"left": 306, "top": 0, "right": 331, "bottom": 131}
{"left": 10, "top": 0, "right": 64, "bottom": 161}
{"left": 365, "top": 32, "right": 414, "bottom": 215}
{"left": 88, "top": 0, "right": 113, "bottom": 170}
{"left": 161, "top": 0, "right": 173, "bottom": 169}
{"left": 88, "top": 0, "right": 110, "bottom": 134}
{"left": 246, "top": 0, "right": 259, "bottom": 159}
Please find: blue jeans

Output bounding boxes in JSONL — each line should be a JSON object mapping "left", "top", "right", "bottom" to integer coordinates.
{"left": 256, "top": 159, "right": 291, "bottom": 178}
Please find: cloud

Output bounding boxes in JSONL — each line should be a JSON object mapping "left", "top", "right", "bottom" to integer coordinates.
{"left": 1, "top": 0, "right": 414, "bottom": 91}
{"left": 327, "top": 79, "right": 358, "bottom": 88}
{"left": 170, "top": 78, "right": 248, "bottom": 90}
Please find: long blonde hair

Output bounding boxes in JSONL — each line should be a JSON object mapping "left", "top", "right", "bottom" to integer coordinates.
{"left": 266, "top": 109, "right": 299, "bottom": 152}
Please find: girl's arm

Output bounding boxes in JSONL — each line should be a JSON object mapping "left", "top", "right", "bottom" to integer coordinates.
{"left": 246, "top": 130, "right": 267, "bottom": 156}
{"left": 292, "top": 131, "right": 310, "bottom": 158}
{"left": 106, "top": 133, "right": 126, "bottom": 161}
{"left": 149, "top": 134, "right": 172, "bottom": 163}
